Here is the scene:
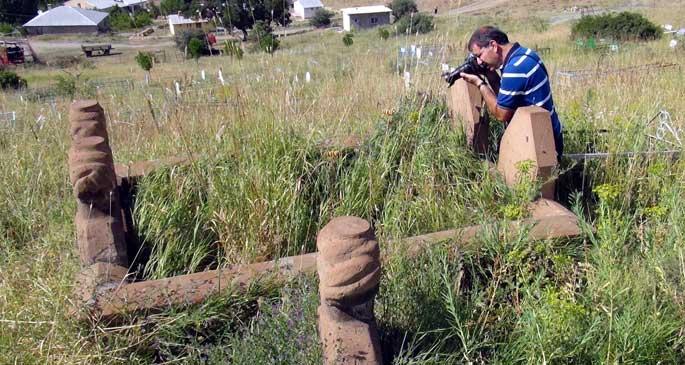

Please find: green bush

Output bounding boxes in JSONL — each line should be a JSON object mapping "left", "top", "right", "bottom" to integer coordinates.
{"left": 135, "top": 51, "right": 153, "bottom": 71}
{"left": 309, "top": 8, "right": 334, "bottom": 28}
{"left": 175, "top": 30, "right": 210, "bottom": 57}
{"left": 342, "top": 33, "right": 354, "bottom": 46}
{"left": 0, "top": 70, "right": 26, "bottom": 90}
{"left": 254, "top": 21, "right": 279, "bottom": 54}
{"left": 134, "top": 11, "right": 153, "bottom": 28}
{"left": 395, "top": 13, "right": 434, "bottom": 34}
{"left": 571, "top": 11, "right": 661, "bottom": 41}
{"left": 0, "top": 23, "right": 13, "bottom": 34}
{"left": 378, "top": 27, "right": 390, "bottom": 40}
{"left": 390, "top": 0, "right": 418, "bottom": 20}
{"left": 109, "top": 7, "right": 134, "bottom": 31}
{"left": 188, "top": 38, "right": 203, "bottom": 60}
{"left": 223, "top": 40, "right": 244, "bottom": 59}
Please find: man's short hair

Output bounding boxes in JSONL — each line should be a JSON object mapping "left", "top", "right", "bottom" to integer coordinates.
{"left": 468, "top": 26, "right": 509, "bottom": 51}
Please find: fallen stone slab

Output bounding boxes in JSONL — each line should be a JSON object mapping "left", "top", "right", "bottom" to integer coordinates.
{"left": 79, "top": 199, "right": 579, "bottom": 318}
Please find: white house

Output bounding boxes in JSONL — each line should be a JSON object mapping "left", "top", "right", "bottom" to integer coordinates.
{"left": 23, "top": 6, "right": 109, "bottom": 35}
{"left": 64, "top": 0, "right": 148, "bottom": 12}
{"left": 168, "top": 14, "right": 210, "bottom": 36}
{"left": 341, "top": 6, "right": 391, "bottom": 32}
{"left": 292, "top": 0, "right": 324, "bottom": 20}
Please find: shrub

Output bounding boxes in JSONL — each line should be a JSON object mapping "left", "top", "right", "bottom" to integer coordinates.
{"left": 390, "top": 0, "right": 418, "bottom": 20}
{"left": 395, "top": 13, "right": 434, "bottom": 34}
{"left": 135, "top": 51, "right": 153, "bottom": 72}
{"left": 223, "top": 40, "right": 244, "bottom": 59}
{"left": 378, "top": 27, "right": 390, "bottom": 40}
{"left": 342, "top": 33, "right": 353, "bottom": 46}
{"left": 188, "top": 38, "right": 204, "bottom": 60}
{"left": 309, "top": 8, "right": 334, "bottom": 28}
{"left": 175, "top": 30, "right": 210, "bottom": 57}
{"left": 134, "top": 11, "right": 153, "bottom": 28}
{"left": 571, "top": 11, "right": 661, "bottom": 41}
{"left": 0, "top": 23, "right": 13, "bottom": 34}
{"left": 0, "top": 70, "right": 26, "bottom": 90}
{"left": 109, "top": 7, "right": 134, "bottom": 31}
{"left": 254, "top": 21, "right": 279, "bottom": 54}
{"left": 160, "top": 0, "right": 184, "bottom": 15}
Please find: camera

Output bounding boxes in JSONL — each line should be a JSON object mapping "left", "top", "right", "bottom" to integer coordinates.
{"left": 443, "top": 53, "right": 488, "bottom": 87}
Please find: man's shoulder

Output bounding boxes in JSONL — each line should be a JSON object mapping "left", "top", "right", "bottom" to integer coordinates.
{"left": 503, "top": 46, "right": 541, "bottom": 73}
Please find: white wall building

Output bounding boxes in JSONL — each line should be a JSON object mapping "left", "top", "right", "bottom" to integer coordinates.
{"left": 292, "top": 0, "right": 324, "bottom": 20}
{"left": 341, "top": 6, "right": 391, "bottom": 32}
{"left": 168, "top": 14, "right": 210, "bottom": 36}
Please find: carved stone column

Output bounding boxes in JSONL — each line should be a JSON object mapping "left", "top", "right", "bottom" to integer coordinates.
{"left": 68, "top": 100, "right": 129, "bottom": 307}
{"left": 317, "top": 216, "right": 382, "bottom": 365}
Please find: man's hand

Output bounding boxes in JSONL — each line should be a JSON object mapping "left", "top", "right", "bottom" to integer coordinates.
{"left": 459, "top": 72, "right": 482, "bottom": 86}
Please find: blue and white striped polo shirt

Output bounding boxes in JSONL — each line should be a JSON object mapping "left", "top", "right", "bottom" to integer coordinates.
{"left": 496, "top": 43, "right": 562, "bottom": 137}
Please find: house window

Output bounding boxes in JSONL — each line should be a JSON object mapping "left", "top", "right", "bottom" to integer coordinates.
{"left": 370, "top": 17, "right": 378, "bottom": 24}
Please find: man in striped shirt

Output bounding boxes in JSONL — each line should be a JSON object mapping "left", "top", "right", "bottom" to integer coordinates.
{"left": 460, "top": 26, "right": 564, "bottom": 159}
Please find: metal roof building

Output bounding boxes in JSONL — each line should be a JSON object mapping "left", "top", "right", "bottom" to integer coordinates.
{"left": 64, "top": 0, "right": 148, "bottom": 11}
{"left": 23, "top": 6, "right": 109, "bottom": 35}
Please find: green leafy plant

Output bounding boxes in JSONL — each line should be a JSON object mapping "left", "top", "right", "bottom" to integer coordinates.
{"left": 0, "top": 70, "right": 26, "bottom": 90}
{"left": 223, "top": 39, "right": 244, "bottom": 59}
{"left": 309, "top": 8, "right": 334, "bottom": 28}
{"left": 135, "top": 51, "right": 153, "bottom": 72}
{"left": 390, "top": 0, "right": 418, "bottom": 20}
{"left": 571, "top": 11, "right": 661, "bottom": 41}
{"left": 0, "top": 22, "right": 13, "bottom": 34}
{"left": 342, "top": 33, "right": 354, "bottom": 46}
{"left": 395, "top": 13, "right": 434, "bottom": 34}
{"left": 378, "top": 27, "right": 390, "bottom": 40}
{"left": 188, "top": 38, "right": 204, "bottom": 60}
{"left": 254, "top": 21, "right": 279, "bottom": 54}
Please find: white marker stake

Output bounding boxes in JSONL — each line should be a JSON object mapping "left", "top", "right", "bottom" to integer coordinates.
{"left": 201, "top": 70, "right": 206, "bottom": 80}
{"left": 175, "top": 81, "right": 181, "bottom": 96}
{"left": 305, "top": 72, "right": 311, "bottom": 83}
{"left": 416, "top": 47, "right": 422, "bottom": 59}
{"left": 294, "top": 74, "right": 299, "bottom": 83}
{"left": 218, "top": 69, "right": 225, "bottom": 85}
{"left": 404, "top": 71, "right": 411, "bottom": 89}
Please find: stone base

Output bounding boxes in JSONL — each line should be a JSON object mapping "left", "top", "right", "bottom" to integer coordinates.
{"left": 318, "top": 304, "right": 382, "bottom": 365}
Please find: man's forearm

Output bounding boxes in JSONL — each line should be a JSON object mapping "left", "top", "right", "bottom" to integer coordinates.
{"left": 479, "top": 83, "right": 500, "bottom": 120}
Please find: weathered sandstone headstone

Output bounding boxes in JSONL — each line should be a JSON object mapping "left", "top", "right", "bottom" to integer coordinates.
{"left": 497, "top": 106, "right": 558, "bottom": 199}
{"left": 446, "top": 79, "right": 489, "bottom": 154}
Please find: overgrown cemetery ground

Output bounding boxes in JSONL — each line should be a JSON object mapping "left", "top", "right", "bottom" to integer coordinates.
{"left": 3, "top": 0, "right": 685, "bottom": 363}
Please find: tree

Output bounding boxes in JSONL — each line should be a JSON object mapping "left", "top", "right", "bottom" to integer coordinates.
{"left": 254, "top": 20, "right": 279, "bottom": 53}
{"left": 109, "top": 7, "right": 134, "bottom": 31}
{"left": 0, "top": 70, "right": 26, "bottom": 90}
{"left": 175, "top": 29, "right": 210, "bottom": 58}
{"left": 188, "top": 38, "right": 203, "bottom": 60}
{"left": 395, "top": 13, "right": 434, "bottom": 34}
{"left": 389, "top": 0, "right": 417, "bottom": 20}
{"left": 134, "top": 11, "right": 153, "bottom": 28}
{"left": 309, "top": 8, "right": 334, "bottom": 28}
{"left": 0, "top": 0, "right": 39, "bottom": 25}
{"left": 160, "top": 0, "right": 185, "bottom": 15}
{"left": 135, "top": 52, "right": 153, "bottom": 83}
{"left": 220, "top": 0, "right": 291, "bottom": 41}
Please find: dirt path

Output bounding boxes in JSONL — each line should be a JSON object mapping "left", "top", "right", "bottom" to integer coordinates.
{"left": 446, "top": 0, "right": 512, "bottom": 15}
